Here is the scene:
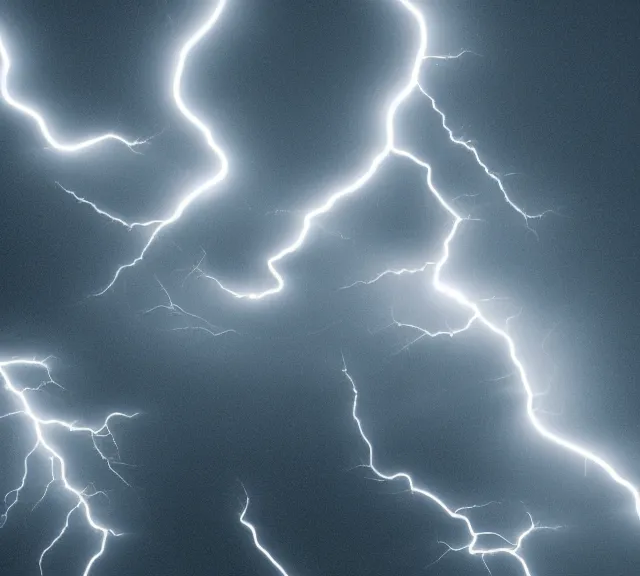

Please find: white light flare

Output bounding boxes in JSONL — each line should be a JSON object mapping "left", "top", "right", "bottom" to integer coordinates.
{"left": 336, "top": 143, "right": 640, "bottom": 525}
{"left": 239, "top": 485, "right": 292, "bottom": 576}
{"left": 0, "top": 357, "right": 137, "bottom": 576}
{"left": 1, "top": 0, "right": 637, "bottom": 573}
{"left": 342, "top": 357, "right": 557, "bottom": 575}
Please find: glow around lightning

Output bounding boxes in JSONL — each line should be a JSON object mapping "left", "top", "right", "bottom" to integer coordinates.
{"left": 95, "top": 0, "right": 230, "bottom": 295}
{"left": 0, "top": 357, "right": 136, "bottom": 575}
{"left": 239, "top": 486, "right": 292, "bottom": 576}
{"left": 1, "top": 0, "right": 638, "bottom": 574}
{"left": 0, "top": 36, "right": 146, "bottom": 153}
{"left": 342, "top": 357, "right": 557, "bottom": 575}
{"left": 192, "top": 0, "right": 638, "bottom": 527}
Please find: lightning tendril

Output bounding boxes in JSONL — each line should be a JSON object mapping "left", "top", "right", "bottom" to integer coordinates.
{"left": 342, "top": 356, "right": 560, "bottom": 575}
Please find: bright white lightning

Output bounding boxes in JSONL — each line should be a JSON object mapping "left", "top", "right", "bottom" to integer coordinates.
{"left": 197, "top": 0, "right": 548, "bottom": 302}
{"left": 0, "top": 36, "right": 147, "bottom": 153}
{"left": 1, "top": 0, "right": 638, "bottom": 573}
{"left": 187, "top": 0, "right": 640, "bottom": 530}
{"left": 95, "top": 0, "right": 230, "bottom": 295}
{"left": 343, "top": 357, "right": 558, "bottom": 575}
{"left": 239, "top": 486, "right": 292, "bottom": 576}
{"left": 0, "top": 2, "right": 230, "bottom": 292}
{"left": 0, "top": 357, "right": 136, "bottom": 576}
{"left": 166, "top": 0, "right": 638, "bottom": 532}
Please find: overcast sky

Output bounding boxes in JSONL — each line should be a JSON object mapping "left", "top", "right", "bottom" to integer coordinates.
{"left": 1, "top": 1, "right": 640, "bottom": 575}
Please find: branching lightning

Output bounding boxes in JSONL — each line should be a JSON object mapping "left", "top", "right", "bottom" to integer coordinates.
{"left": 1, "top": 0, "right": 638, "bottom": 575}
{"left": 342, "top": 356, "right": 560, "bottom": 575}
{"left": 143, "top": 276, "right": 238, "bottom": 338}
{"left": 0, "top": 357, "right": 136, "bottom": 575}
{"left": 94, "top": 0, "right": 231, "bottom": 295}
{"left": 192, "top": 0, "right": 639, "bottom": 536}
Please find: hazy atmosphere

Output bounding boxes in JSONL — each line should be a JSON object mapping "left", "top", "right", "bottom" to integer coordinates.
{"left": 1, "top": 1, "right": 639, "bottom": 575}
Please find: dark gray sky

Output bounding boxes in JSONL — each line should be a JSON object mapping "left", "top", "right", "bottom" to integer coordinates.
{"left": 1, "top": 1, "right": 639, "bottom": 575}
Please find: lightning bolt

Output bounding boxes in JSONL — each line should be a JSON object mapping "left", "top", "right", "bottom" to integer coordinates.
{"left": 342, "top": 356, "right": 561, "bottom": 575}
{"left": 0, "top": 356, "right": 136, "bottom": 576}
{"left": 239, "top": 485, "right": 292, "bottom": 576}
{"left": 0, "top": 0, "right": 229, "bottom": 293}
{"left": 186, "top": 0, "right": 638, "bottom": 534}
{"left": 0, "top": 35, "right": 147, "bottom": 154}
{"left": 1, "top": 0, "right": 638, "bottom": 575}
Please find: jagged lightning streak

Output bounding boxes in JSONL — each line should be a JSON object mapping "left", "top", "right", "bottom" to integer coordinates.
{"left": 239, "top": 485, "right": 291, "bottom": 576}
{"left": 55, "top": 182, "right": 163, "bottom": 230}
{"left": 0, "top": 2, "right": 228, "bottom": 288}
{"left": 338, "top": 260, "right": 435, "bottom": 291}
{"left": 2, "top": 0, "right": 637, "bottom": 572}
{"left": 186, "top": 0, "right": 639, "bottom": 527}
{"left": 0, "top": 357, "right": 136, "bottom": 576}
{"left": 0, "top": 35, "right": 147, "bottom": 153}
{"left": 96, "top": 0, "right": 230, "bottom": 295}
{"left": 143, "top": 276, "right": 238, "bottom": 338}
{"left": 342, "top": 357, "right": 557, "bottom": 575}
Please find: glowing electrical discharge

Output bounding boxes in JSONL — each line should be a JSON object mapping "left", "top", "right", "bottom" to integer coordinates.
{"left": 1, "top": 0, "right": 639, "bottom": 575}
{"left": 0, "top": 358, "right": 136, "bottom": 576}
{"left": 239, "top": 486, "right": 291, "bottom": 576}
{"left": 342, "top": 356, "right": 560, "bottom": 575}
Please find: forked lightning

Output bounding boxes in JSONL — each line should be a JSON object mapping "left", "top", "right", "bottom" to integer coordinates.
{"left": 0, "top": 357, "right": 136, "bottom": 576}
{"left": 1, "top": 0, "right": 637, "bottom": 575}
